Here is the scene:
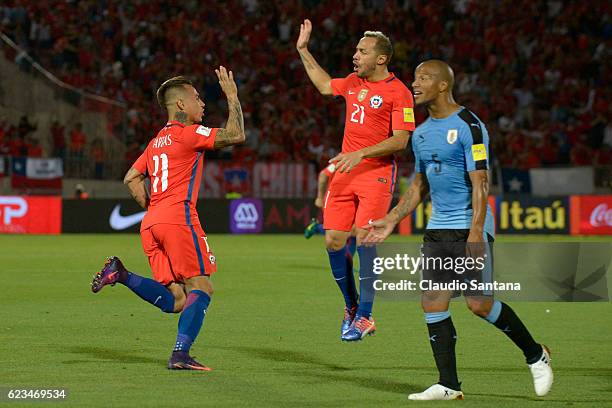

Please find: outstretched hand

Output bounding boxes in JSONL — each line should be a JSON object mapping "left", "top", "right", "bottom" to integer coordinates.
{"left": 296, "top": 19, "right": 312, "bottom": 51}
{"left": 215, "top": 66, "right": 238, "bottom": 99}
{"left": 361, "top": 216, "right": 396, "bottom": 245}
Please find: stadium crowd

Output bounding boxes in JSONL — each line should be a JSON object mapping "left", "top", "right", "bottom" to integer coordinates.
{"left": 1, "top": 0, "right": 610, "bottom": 175}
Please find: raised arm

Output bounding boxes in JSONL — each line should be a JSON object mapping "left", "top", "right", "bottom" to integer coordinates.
{"left": 124, "top": 167, "right": 149, "bottom": 209}
{"left": 330, "top": 130, "right": 411, "bottom": 173}
{"left": 296, "top": 19, "right": 333, "bottom": 95}
{"left": 363, "top": 173, "right": 429, "bottom": 243}
{"left": 213, "top": 66, "right": 246, "bottom": 149}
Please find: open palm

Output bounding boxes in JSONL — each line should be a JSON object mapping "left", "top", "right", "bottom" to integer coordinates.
{"left": 362, "top": 217, "right": 396, "bottom": 244}
{"left": 296, "top": 19, "right": 312, "bottom": 50}
{"left": 215, "top": 66, "right": 237, "bottom": 99}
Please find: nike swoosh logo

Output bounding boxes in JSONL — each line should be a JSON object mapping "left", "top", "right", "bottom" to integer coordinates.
{"left": 109, "top": 204, "right": 146, "bottom": 230}
{"left": 153, "top": 296, "right": 162, "bottom": 305}
{"left": 470, "top": 123, "right": 480, "bottom": 127}
{"left": 348, "top": 91, "right": 355, "bottom": 94}
{"left": 359, "top": 277, "right": 373, "bottom": 281}
{"left": 334, "top": 277, "right": 346, "bottom": 281}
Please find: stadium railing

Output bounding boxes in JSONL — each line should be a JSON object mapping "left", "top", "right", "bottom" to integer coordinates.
{"left": 0, "top": 31, "right": 128, "bottom": 181}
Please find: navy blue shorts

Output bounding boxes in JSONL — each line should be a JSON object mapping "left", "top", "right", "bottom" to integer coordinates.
{"left": 421, "top": 229, "right": 494, "bottom": 297}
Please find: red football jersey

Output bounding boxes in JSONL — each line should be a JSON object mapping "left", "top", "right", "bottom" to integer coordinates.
{"left": 133, "top": 121, "right": 218, "bottom": 230}
{"left": 331, "top": 72, "right": 415, "bottom": 165}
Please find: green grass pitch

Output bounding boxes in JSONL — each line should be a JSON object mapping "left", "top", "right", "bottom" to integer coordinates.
{"left": 1, "top": 234, "right": 611, "bottom": 407}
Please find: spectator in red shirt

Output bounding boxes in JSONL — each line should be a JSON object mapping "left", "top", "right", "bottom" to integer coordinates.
{"left": 27, "top": 137, "right": 43, "bottom": 157}
{"left": 90, "top": 138, "right": 105, "bottom": 179}
{"left": 69, "top": 123, "right": 86, "bottom": 158}
{"left": 50, "top": 120, "right": 66, "bottom": 160}
{"left": 571, "top": 139, "right": 593, "bottom": 166}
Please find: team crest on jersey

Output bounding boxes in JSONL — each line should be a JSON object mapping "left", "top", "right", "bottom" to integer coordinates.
{"left": 369, "top": 95, "right": 383, "bottom": 109}
{"left": 447, "top": 129, "right": 458, "bottom": 144}
{"left": 209, "top": 254, "right": 216, "bottom": 264}
{"left": 357, "top": 89, "right": 368, "bottom": 102}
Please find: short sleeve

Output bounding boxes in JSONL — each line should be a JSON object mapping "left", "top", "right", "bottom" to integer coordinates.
{"left": 460, "top": 122, "right": 489, "bottom": 171}
{"left": 322, "top": 163, "right": 336, "bottom": 178}
{"left": 182, "top": 125, "right": 219, "bottom": 151}
{"left": 330, "top": 73, "right": 360, "bottom": 97}
{"left": 391, "top": 86, "right": 416, "bottom": 131}
{"left": 412, "top": 134, "right": 425, "bottom": 173}
{"left": 132, "top": 152, "right": 147, "bottom": 175}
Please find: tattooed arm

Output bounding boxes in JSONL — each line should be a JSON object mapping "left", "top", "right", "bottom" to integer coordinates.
{"left": 296, "top": 19, "right": 333, "bottom": 95}
{"left": 362, "top": 173, "right": 430, "bottom": 243}
{"left": 124, "top": 167, "right": 149, "bottom": 209}
{"left": 388, "top": 173, "right": 430, "bottom": 223}
{"left": 213, "top": 66, "right": 246, "bottom": 149}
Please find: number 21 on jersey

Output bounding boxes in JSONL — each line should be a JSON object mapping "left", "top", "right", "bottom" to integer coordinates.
{"left": 152, "top": 153, "right": 168, "bottom": 193}
{"left": 350, "top": 103, "right": 365, "bottom": 124}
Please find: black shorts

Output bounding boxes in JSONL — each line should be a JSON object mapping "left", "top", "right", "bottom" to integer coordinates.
{"left": 421, "top": 229, "right": 494, "bottom": 297}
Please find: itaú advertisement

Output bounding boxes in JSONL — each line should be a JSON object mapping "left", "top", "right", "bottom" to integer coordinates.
{"left": 0, "top": 196, "right": 62, "bottom": 234}
{"left": 571, "top": 195, "right": 612, "bottom": 235}
{"left": 496, "top": 196, "right": 569, "bottom": 234}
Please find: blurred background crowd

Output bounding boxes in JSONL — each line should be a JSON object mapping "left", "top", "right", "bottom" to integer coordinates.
{"left": 0, "top": 0, "right": 610, "bottom": 179}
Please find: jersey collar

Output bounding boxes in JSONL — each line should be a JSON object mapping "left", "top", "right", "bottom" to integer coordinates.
{"left": 365, "top": 72, "right": 395, "bottom": 83}
{"left": 165, "top": 121, "right": 186, "bottom": 128}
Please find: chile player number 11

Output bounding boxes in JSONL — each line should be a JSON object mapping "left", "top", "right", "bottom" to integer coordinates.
{"left": 152, "top": 153, "right": 169, "bottom": 193}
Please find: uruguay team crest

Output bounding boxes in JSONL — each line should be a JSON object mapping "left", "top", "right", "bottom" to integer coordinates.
{"left": 369, "top": 95, "right": 383, "bottom": 109}
{"left": 357, "top": 89, "right": 368, "bottom": 102}
{"left": 447, "top": 129, "right": 458, "bottom": 144}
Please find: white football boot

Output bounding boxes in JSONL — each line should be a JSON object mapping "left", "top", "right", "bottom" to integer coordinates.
{"left": 408, "top": 384, "right": 464, "bottom": 400}
{"left": 528, "top": 345, "right": 553, "bottom": 396}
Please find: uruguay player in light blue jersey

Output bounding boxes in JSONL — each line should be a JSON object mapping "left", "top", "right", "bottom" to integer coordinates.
{"left": 365, "top": 60, "right": 553, "bottom": 400}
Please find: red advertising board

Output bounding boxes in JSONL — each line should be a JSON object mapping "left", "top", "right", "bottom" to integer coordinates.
{"left": 570, "top": 195, "right": 612, "bottom": 235}
{"left": 0, "top": 196, "right": 62, "bottom": 234}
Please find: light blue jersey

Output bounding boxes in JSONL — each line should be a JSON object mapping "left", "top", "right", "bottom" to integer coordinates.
{"left": 412, "top": 107, "right": 495, "bottom": 237}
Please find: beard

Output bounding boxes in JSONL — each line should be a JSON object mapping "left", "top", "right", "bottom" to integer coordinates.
{"left": 356, "top": 63, "right": 375, "bottom": 78}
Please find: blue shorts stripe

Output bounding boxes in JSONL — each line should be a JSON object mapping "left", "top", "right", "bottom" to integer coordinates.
{"left": 184, "top": 201, "right": 190, "bottom": 226}
{"left": 184, "top": 152, "right": 202, "bottom": 225}
{"left": 189, "top": 225, "right": 206, "bottom": 275}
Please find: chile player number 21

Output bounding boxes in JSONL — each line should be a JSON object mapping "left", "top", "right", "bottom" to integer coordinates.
{"left": 350, "top": 104, "right": 365, "bottom": 124}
